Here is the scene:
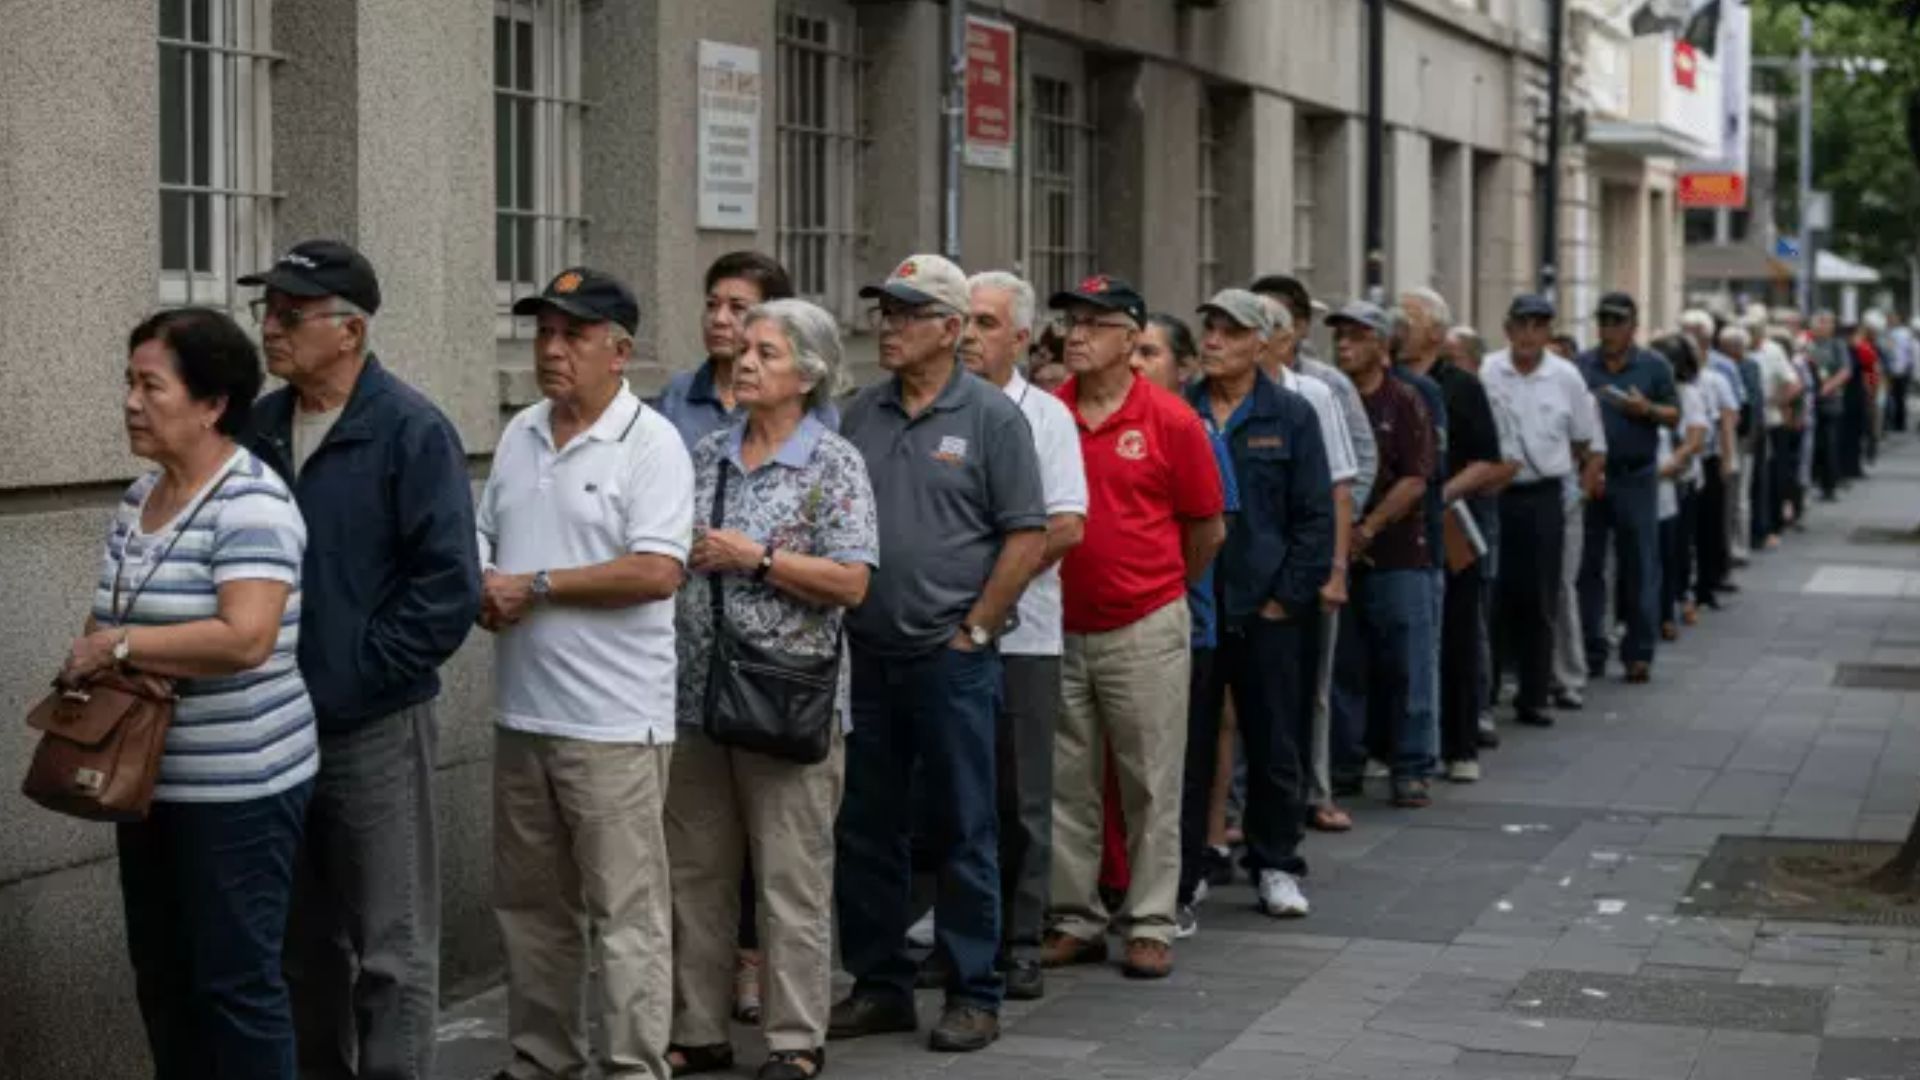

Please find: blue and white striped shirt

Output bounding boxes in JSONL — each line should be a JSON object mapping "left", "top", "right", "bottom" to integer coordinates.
{"left": 92, "top": 449, "right": 318, "bottom": 803}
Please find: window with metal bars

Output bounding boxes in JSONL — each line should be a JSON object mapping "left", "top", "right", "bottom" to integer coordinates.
{"left": 495, "top": 0, "right": 588, "bottom": 338}
{"left": 1026, "top": 75, "right": 1094, "bottom": 301}
{"left": 1197, "top": 93, "right": 1224, "bottom": 302}
{"left": 777, "top": 6, "right": 868, "bottom": 325}
{"left": 157, "top": 0, "right": 277, "bottom": 310}
{"left": 1292, "top": 122, "right": 1319, "bottom": 280}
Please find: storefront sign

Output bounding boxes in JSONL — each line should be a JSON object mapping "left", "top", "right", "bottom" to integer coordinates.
{"left": 964, "top": 16, "right": 1016, "bottom": 170}
{"left": 697, "top": 40, "right": 761, "bottom": 230}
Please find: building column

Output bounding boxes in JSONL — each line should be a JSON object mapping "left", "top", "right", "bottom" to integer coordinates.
{"left": 1474, "top": 152, "right": 1533, "bottom": 333}
{"left": 1316, "top": 115, "right": 1367, "bottom": 304}
{"left": 1387, "top": 127, "right": 1431, "bottom": 296}
{"left": 862, "top": 1, "right": 943, "bottom": 273}
{"left": 1092, "top": 58, "right": 1201, "bottom": 306}
{"left": 1432, "top": 140, "right": 1471, "bottom": 321}
{"left": 1241, "top": 91, "right": 1295, "bottom": 285}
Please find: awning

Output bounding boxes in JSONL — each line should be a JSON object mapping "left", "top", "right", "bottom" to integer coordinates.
{"left": 1817, "top": 250, "right": 1880, "bottom": 285}
{"left": 1683, "top": 243, "right": 1883, "bottom": 285}
{"left": 1585, "top": 119, "right": 1714, "bottom": 159}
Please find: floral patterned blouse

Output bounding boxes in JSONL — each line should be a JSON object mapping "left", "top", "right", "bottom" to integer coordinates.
{"left": 674, "top": 414, "right": 880, "bottom": 731}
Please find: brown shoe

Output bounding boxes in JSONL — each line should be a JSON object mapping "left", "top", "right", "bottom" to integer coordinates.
{"left": 1625, "top": 662, "right": 1651, "bottom": 684}
{"left": 1121, "top": 937, "right": 1173, "bottom": 979}
{"left": 1039, "top": 930, "right": 1108, "bottom": 968}
{"left": 928, "top": 1004, "right": 999, "bottom": 1052}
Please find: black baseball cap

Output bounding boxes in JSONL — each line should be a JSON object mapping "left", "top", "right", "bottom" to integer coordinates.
{"left": 1249, "top": 273, "right": 1313, "bottom": 316}
{"left": 1508, "top": 293, "right": 1555, "bottom": 321}
{"left": 239, "top": 239, "right": 382, "bottom": 315}
{"left": 1048, "top": 273, "right": 1148, "bottom": 328}
{"left": 511, "top": 267, "right": 640, "bottom": 334}
{"left": 1596, "top": 291, "right": 1638, "bottom": 320}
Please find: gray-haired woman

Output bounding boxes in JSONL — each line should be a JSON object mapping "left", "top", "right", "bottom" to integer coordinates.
{"left": 665, "top": 299, "right": 878, "bottom": 1080}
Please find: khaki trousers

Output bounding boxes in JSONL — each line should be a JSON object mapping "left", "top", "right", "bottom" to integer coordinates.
{"left": 664, "top": 730, "right": 845, "bottom": 1052}
{"left": 492, "top": 729, "right": 673, "bottom": 1080}
{"left": 1050, "top": 600, "right": 1191, "bottom": 945}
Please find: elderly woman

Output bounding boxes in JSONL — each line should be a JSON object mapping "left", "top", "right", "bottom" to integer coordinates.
{"left": 61, "top": 307, "right": 315, "bottom": 1079}
{"left": 665, "top": 299, "right": 878, "bottom": 1080}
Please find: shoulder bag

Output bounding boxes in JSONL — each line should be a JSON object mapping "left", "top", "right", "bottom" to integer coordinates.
{"left": 701, "top": 460, "right": 839, "bottom": 765}
{"left": 22, "top": 472, "right": 229, "bottom": 821}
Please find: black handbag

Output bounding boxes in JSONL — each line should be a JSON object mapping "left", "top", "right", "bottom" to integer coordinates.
{"left": 700, "top": 461, "right": 839, "bottom": 765}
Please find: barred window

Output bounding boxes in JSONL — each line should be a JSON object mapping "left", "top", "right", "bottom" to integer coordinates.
{"left": 1197, "top": 93, "right": 1223, "bottom": 302}
{"left": 1293, "top": 123, "right": 1318, "bottom": 280}
{"left": 495, "top": 0, "right": 587, "bottom": 338}
{"left": 157, "top": 0, "right": 277, "bottom": 309}
{"left": 1026, "top": 75, "right": 1094, "bottom": 300}
{"left": 777, "top": 6, "right": 868, "bottom": 324}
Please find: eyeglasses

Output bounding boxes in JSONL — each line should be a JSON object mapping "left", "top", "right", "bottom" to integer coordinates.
{"left": 864, "top": 306, "right": 952, "bottom": 332}
{"left": 249, "top": 299, "right": 357, "bottom": 329}
{"left": 1055, "top": 314, "right": 1135, "bottom": 335}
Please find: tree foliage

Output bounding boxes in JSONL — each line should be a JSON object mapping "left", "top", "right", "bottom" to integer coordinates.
{"left": 1753, "top": 0, "right": 1920, "bottom": 286}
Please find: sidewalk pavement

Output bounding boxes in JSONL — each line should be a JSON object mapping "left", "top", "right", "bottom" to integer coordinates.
{"left": 437, "top": 437, "right": 1920, "bottom": 1080}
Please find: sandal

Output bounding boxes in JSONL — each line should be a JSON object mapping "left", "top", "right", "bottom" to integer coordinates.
{"left": 758, "top": 1048, "right": 825, "bottom": 1080}
{"left": 667, "top": 1043, "right": 735, "bottom": 1077}
{"left": 1309, "top": 805, "right": 1353, "bottom": 832}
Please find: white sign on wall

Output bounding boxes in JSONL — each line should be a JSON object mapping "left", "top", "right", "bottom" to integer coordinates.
{"left": 697, "top": 40, "right": 761, "bottom": 231}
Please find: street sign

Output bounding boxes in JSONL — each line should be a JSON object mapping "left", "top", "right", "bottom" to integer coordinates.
{"left": 1775, "top": 237, "right": 1800, "bottom": 258}
{"left": 1806, "top": 190, "right": 1832, "bottom": 231}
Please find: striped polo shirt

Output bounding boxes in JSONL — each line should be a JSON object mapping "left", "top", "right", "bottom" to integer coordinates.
{"left": 93, "top": 449, "right": 318, "bottom": 803}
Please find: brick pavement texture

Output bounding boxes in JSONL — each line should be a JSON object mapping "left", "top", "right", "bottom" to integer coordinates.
{"left": 435, "top": 435, "right": 1920, "bottom": 1079}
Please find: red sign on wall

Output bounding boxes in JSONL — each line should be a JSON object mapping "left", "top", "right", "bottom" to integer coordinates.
{"left": 964, "top": 16, "right": 1015, "bottom": 171}
{"left": 1673, "top": 40, "right": 1699, "bottom": 91}
{"left": 1678, "top": 173, "right": 1747, "bottom": 209}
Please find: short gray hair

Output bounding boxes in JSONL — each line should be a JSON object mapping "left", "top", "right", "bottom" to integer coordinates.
{"left": 743, "top": 298, "right": 846, "bottom": 413}
{"left": 1446, "top": 325, "right": 1485, "bottom": 364}
{"left": 967, "top": 271, "right": 1037, "bottom": 335}
{"left": 1256, "top": 294, "right": 1294, "bottom": 335}
{"left": 1679, "top": 308, "right": 1715, "bottom": 335}
{"left": 1398, "top": 286, "right": 1452, "bottom": 327}
{"left": 1716, "top": 325, "right": 1749, "bottom": 352}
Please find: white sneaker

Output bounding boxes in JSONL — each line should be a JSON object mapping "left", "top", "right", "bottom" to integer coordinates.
{"left": 1257, "top": 870, "right": 1310, "bottom": 918}
{"left": 905, "top": 908, "right": 936, "bottom": 949}
{"left": 1191, "top": 878, "right": 1211, "bottom": 907}
{"left": 1446, "top": 759, "right": 1482, "bottom": 783}
{"left": 1176, "top": 903, "right": 1199, "bottom": 939}
{"left": 1363, "top": 758, "right": 1390, "bottom": 780}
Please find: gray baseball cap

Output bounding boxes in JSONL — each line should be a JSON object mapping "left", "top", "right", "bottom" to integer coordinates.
{"left": 1196, "top": 289, "right": 1275, "bottom": 337}
{"left": 1325, "top": 299, "right": 1391, "bottom": 337}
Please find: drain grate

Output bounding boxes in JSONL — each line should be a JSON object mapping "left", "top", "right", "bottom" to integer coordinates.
{"left": 1847, "top": 525, "right": 1920, "bottom": 544}
{"left": 1507, "top": 970, "right": 1828, "bottom": 1033}
{"left": 1832, "top": 663, "right": 1920, "bottom": 690}
{"left": 1684, "top": 835, "right": 1920, "bottom": 926}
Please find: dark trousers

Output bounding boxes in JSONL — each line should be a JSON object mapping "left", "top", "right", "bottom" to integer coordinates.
{"left": 1441, "top": 563, "right": 1485, "bottom": 762}
{"left": 1815, "top": 411, "right": 1842, "bottom": 497}
{"left": 288, "top": 705, "right": 441, "bottom": 1080}
{"left": 1772, "top": 426, "right": 1804, "bottom": 527}
{"left": 995, "top": 654, "right": 1060, "bottom": 961}
{"left": 1495, "top": 481, "right": 1564, "bottom": 714}
{"left": 1889, "top": 374, "right": 1911, "bottom": 432}
{"left": 1661, "top": 487, "right": 1697, "bottom": 624}
{"left": 1749, "top": 429, "right": 1772, "bottom": 548}
{"left": 1581, "top": 467, "right": 1660, "bottom": 670}
{"left": 119, "top": 782, "right": 314, "bottom": 1080}
{"left": 838, "top": 644, "right": 1003, "bottom": 1010}
{"left": 1694, "top": 460, "right": 1729, "bottom": 602}
{"left": 1178, "top": 646, "right": 1219, "bottom": 904}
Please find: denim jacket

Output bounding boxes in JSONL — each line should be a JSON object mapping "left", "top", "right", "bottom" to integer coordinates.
{"left": 1185, "top": 373, "right": 1336, "bottom": 625}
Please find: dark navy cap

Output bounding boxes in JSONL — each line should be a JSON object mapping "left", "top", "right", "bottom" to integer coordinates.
{"left": 1507, "top": 293, "right": 1556, "bottom": 321}
{"left": 1596, "top": 291, "right": 1638, "bottom": 319}
{"left": 1325, "top": 299, "right": 1391, "bottom": 337}
{"left": 239, "top": 239, "right": 382, "bottom": 315}
{"left": 511, "top": 267, "right": 640, "bottom": 334}
{"left": 1048, "top": 273, "right": 1148, "bottom": 328}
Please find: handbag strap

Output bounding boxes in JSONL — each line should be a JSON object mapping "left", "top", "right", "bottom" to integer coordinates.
{"left": 111, "top": 468, "right": 233, "bottom": 627}
{"left": 707, "top": 460, "right": 732, "bottom": 625}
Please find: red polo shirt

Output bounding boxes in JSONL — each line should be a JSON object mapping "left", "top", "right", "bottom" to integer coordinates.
{"left": 1058, "top": 374, "right": 1224, "bottom": 634}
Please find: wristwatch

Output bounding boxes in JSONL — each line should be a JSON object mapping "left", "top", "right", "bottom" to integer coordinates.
{"left": 753, "top": 544, "right": 776, "bottom": 582}
{"left": 531, "top": 570, "right": 552, "bottom": 604}
{"left": 964, "top": 623, "right": 993, "bottom": 648}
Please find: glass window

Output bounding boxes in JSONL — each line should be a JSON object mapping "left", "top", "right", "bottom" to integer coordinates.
{"left": 494, "top": 0, "right": 586, "bottom": 337}
{"left": 1026, "top": 74, "right": 1093, "bottom": 300}
{"left": 777, "top": 6, "right": 868, "bottom": 324}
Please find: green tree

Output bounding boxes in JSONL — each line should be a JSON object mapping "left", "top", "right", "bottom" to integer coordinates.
{"left": 1753, "top": 0, "right": 1920, "bottom": 291}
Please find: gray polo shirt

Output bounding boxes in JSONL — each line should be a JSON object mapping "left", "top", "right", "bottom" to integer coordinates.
{"left": 840, "top": 363, "right": 1047, "bottom": 657}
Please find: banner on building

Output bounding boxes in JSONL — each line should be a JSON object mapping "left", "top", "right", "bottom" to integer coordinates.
{"left": 1678, "top": 0, "right": 1750, "bottom": 209}
{"left": 698, "top": 40, "right": 762, "bottom": 231}
{"left": 964, "top": 16, "right": 1016, "bottom": 170}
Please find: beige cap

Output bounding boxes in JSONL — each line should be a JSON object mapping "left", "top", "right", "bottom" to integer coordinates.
{"left": 860, "top": 253, "right": 971, "bottom": 315}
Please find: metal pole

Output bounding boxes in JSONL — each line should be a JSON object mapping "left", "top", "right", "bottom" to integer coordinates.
{"left": 944, "top": 0, "right": 967, "bottom": 262}
{"left": 1363, "top": 0, "right": 1385, "bottom": 301}
{"left": 1540, "top": 0, "right": 1565, "bottom": 296}
{"left": 1796, "top": 13, "right": 1814, "bottom": 316}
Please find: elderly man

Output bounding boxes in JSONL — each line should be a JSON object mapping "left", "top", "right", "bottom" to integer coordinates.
{"left": 1041, "top": 274, "right": 1224, "bottom": 980}
{"left": 477, "top": 267, "right": 694, "bottom": 1080}
{"left": 1721, "top": 325, "right": 1765, "bottom": 564}
{"left": 1578, "top": 292, "right": 1679, "bottom": 685}
{"left": 1680, "top": 310, "right": 1741, "bottom": 607}
{"left": 960, "top": 270, "right": 1088, "bottom": 1001}
{"left": 830, "top": 255, "right": 1047, "bottom": 1053}
{"left": 1329, "top": 301, "right": 1439, "bottom": 808}
{"left": 243, "top": 239, "right": 482, "bottom": 1080}
{"left": 1809, "top": 311, "right": 1851, "bottom": 500}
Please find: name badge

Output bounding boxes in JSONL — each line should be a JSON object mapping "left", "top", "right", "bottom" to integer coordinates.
{"left": 1246, "top": 435, "right": 1284, "bottom": 450}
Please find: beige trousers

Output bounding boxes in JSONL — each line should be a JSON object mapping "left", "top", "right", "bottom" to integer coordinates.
{"left": 493, "top": 728, "right": 673, "bottom": 1080}
{"left": 663, "top": 729, "right": 845, "bottom": 1052}
{"left": 1049, "top": 599, "right": 1191, "bottom": 945}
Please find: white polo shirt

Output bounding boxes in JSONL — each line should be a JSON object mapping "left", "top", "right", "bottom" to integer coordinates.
{"left": 477, "top": 383, "right": 695, "bottom": 743}
{"left": 1480, "top": 348, "right": 1599, "bottom": 483}
{"left": 998, "top": 369, "right": 1088, "bottom": 657}
{"left": 1279, "top": 365, "right": 1360, "bottom": 485}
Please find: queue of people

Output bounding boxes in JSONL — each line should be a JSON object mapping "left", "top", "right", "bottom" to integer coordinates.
{"left": 62, "top": 232, "right": 1916, "bottom": 1080}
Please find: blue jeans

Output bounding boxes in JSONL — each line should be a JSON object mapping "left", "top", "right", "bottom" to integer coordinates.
{"left": 1333, "top": 567, "right": 1439, "bottom": 781}
{"left": 1581, "top": 467, "right": 1661, "bottom": 669}
{"left": 118, "top": 782, "right": 314, "bottom": 1080}
{"left": 838, "top": 644, "right": 1003, "bottom": 1010}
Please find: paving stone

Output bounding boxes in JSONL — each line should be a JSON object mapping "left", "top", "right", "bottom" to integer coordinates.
{"left": 1567, "top": 1021, "right": 1705, "bottom": 1079}
{"left": 1506, "top": 970, "right": 1828, "bottom": 1033}
{"left": 1689, "top": 1029, "right": 1820, "bottom": 1080}
{"left": 1813, "top": 1036, "right": 1920, "bottom": 1079}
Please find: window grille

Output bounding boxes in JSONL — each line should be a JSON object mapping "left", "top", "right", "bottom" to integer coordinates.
{"left": 495, "top": 0, "right": 588, "bottom": 339}
{"left": 1197, "top": 93, "right": 1223, "bottom": 301}
{"left": 1292, "top": 123, "right": 1319, "bottom": 279}
{"left": 777, "top": 6, "right": 868, "bottom": 324}
{"left": 1026, "top": 74, "right": 1094, "bottom": 300}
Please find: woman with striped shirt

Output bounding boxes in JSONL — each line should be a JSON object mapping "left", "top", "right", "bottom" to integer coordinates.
{"left": 59, "top": 307, "right": 316, "bottom": 1080}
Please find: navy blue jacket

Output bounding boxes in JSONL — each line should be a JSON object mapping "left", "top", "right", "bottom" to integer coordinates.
{"left": 247, "top": 356, "right": 483, "bottom": 734}
{"left": 1186, "top": 374, "right": 1336, "bottom": 625}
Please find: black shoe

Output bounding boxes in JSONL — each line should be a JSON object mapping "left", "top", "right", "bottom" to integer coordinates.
{"left": 928, "top": 1004, "right": 999, "bottom": 1052}
{"left": 827, "top": 995, "right": 917, "bottom": 1041}
{"left": 1515, "top": 710, "right": 1555, "bottom": 728}
{"left": 1004, "top": 958, "right": 1045, "bottom": 1001}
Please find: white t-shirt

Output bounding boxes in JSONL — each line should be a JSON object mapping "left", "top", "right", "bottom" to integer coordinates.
{"left": 1480, "top": 349, "right": 1599, "bottom": 483}
{"left": 1656, "top": 427, "right": 1680, "bottom": 521}
{"left": 1701, "top": 367, "right": 1740, "bottom": 459}
{"left": 1679, "top": 382, "right": 1712, "bottom": 487}
{"left": 1758, "top": 340, "right": 1798, "bottom": 428}
{"left": 292, "top": 405, "right": 343, "bottom": 477}
{"left": 999, "top": 370, "right": 1088, "bottom": 657}
{"left": 477, "top": 383, "right": 695, "bottom": 743}
{"left": 1279, "top": 366, "right": 1360, "bottom": 485}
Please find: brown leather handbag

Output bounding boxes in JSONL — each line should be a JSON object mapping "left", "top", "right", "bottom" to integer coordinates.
{"left": 21, "top": 472, "right": 226, "bottom": 822}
